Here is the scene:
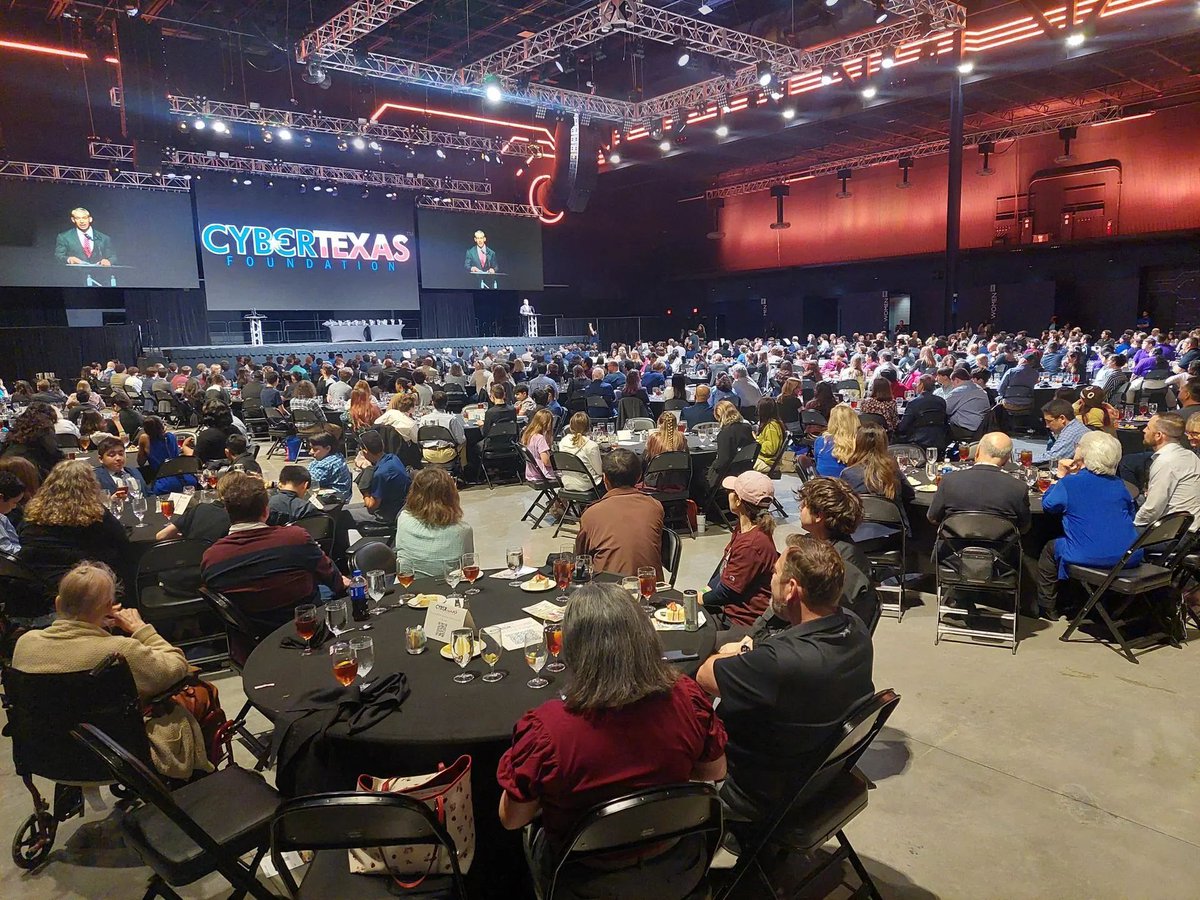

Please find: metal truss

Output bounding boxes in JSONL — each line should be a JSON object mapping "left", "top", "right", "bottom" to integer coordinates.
{"left": 87, "top": 141, "right": 492, "bottom": 195}
{"left": 415, "top": 197, "right": 541, "bottom": 217}
{"left": 169, "top": 96, "right": 543, "bottom": 159}
{"left": 706, "top": 104, "right": 1123, "bottom": 197}
{"left": 297, "top": 0, "right": 427, "bottom": 64}
{"left": 0, "top": 159, "right": 188, "bottom": 191}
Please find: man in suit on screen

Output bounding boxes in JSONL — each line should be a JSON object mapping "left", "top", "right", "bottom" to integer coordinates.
{"left": 465, "top": 229, "right": 497, "bottom": 274}
{"left": 55, "top": 207, "right": 117, "bottom": 266}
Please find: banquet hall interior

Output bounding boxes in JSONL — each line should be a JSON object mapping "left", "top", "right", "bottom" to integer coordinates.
{"left": 0, "top": 0, "right": 1198, "bottom": 898}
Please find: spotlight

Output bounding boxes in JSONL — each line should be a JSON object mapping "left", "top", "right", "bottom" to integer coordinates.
{"left": 351, "top": 136, "right": 366, "bottom": 150}
{"left": 336, "top": 138, "right": 348, "bottom": 151}
{"left": 302, "top": 59, "right": 329, "bottom": 87}
{"left": 1056, "top": 126, "right": 1077, "bottom": 163}
{"left": 554, "top": 55, "right": 565, "bottom": 73}
{"left": 957, "top": 61, "right": 974, "bottom": 75}
{"left": 820, "top": 73, "right": 833, "bottom": 86}
{"left": 368, "top": 140, "right": 381, "bottom": 152}
{"left": 211, "top": 120, "right": 228, "bottom": 134}
{"left": 769, "top": 89, "right": 784, "bottom": 101}
{"left": 769, "top": 184, "right": 791, "bottom": 230}
{"left": 178, "top": 121, "right": 189, "bottom": 131}
{"left": 313, "top": 185, "right": 322, "bottom": 192}
{"left": 861, "top": 86, "right": 877, "bottom": 99}
{"left": 193, "top": 118, "right": 206, "bottom": 130}
{"left": 230, "top": 176, "right": 239, "bottom": 184}
{"left": 698, "top": 3, "right": 713, "bottom": 13}
{"left": 977, "top": 141, "right": 996, "bottom": 176}
{"left": 302, "top": 135, "right": 313, "bottom": 147}
{"left": 122, "top": 1, "right": 140, "bottom": 17}
{"left": 1066, "top": 31, "right": 1085, "bottom": 48}
{"left": 675, "top": 108, "right": 690, "bottom": 137}
{"left": 361, "top": 188, "right": 370, "bottom": 198}
{"left": 328, "top": 186, "right": 338, "bottom": 197}
{"left": 881, "top": 53, "right": 896, "bottom": 70}
{"left": 675, "top": 42, "right": 690, "bottom": 67}
{"left": 757, "top": 61, "right": 773, "bottom": 87}
{"left": 385, "top": 191, "right": 397, "bottom": 199}
{"left": 659, "top": 139, "right": 671, "bottom": 152}
{"left": 825, "top": 0, "right": 839, "bottom": 6}
{"left": 299, "top": 183, "right": 308, "bottom": 193}
{"left": 483, "top": 75, "right": 503, "bottom": 103}
{"left": 607, "top": 149, "right": 621, "bottom": 163}
{"left": 649, "top": 118, "right": 665, "bottom": 141}
{"left": 436, "top": 148, "right": 446, "bottom": 159}
{"left": 719, "top": 92, "right": 732, "bottom": 114}
{"left": 836, "top": 169, "right": 852, "bottom": 199}
{"left": 266, "top": 180, "right": 275, "bottom": 189}
{"left": 715, "top": 123, "right": 729, "bottom": 137}
{"left": 242, "top": 178, "right": 252, "bottom": 185}
{"left": 277, "top": 127, "right": 293, "bottom": 141}
{"left": 874, "top": 1, "right": 888, "bottom": 23}
{"left": 897, "top": 157, "right": 913, "bottom": 189}
{"left": 782, "top": 107, "right": 795, "bottom": 120}
{"left": 262, "top": 129, "right": 274, "bottom": 143}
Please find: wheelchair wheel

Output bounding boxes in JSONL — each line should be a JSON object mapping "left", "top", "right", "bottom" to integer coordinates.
{"left": 12, "top": 812, "right": 56, "bottom": 870}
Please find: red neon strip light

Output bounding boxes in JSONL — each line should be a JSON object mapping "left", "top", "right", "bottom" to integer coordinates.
{"left": 0, "top": 39, "right": 89, "bottom": 60}
{"left": 105, "top": 56, "right": 120, "bottom": 65}
{"left": 528, "top": 174, "right": 563, "bottom": 225}
{"left": 370, "top": 101, "right": 555, "bottom": 147}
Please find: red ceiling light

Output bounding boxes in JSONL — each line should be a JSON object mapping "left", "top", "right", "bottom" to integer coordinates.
{"left": 528, "top": 174, "right": 564, "bottom": 225}
{"left": 0, "top": 39, "right": 89, "bottom": 60}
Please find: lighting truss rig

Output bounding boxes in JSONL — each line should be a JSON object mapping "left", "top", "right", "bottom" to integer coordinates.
{"left": 297, "top": 0, "right": 430, "bottom": 67}
{"left": 0, "top": 159, "right": 188, "bottom": 191}
{"left": 415, "top": 197, "right": 541, "bottom": 217}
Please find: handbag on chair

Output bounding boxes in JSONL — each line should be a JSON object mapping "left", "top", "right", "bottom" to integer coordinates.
{"left": 349, "top": 754, "right": 475, "bottom": 883}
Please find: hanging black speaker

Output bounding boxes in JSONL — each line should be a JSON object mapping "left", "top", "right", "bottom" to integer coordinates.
{"left": 548, "top": 114, "right": 602, "bottom": 214}
{"left": 115, "top": 16, "right": 171, "bottom": 147}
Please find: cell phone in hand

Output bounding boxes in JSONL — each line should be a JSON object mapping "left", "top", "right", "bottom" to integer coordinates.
{"left": 662, "top": 649, "right": 698, "bottom": 662}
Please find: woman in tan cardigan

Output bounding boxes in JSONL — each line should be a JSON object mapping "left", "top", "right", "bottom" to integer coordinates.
{"left": 11, "top": 561, "right": 212, "bottom": 780}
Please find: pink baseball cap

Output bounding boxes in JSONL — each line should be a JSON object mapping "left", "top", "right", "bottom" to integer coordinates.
{"left": 721, "top": 470, "right": 775, "bottom": 507}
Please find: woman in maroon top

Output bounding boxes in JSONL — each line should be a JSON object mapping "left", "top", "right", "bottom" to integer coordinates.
{"left": 497, "top": 582, "right": 727, "bottom": 894}
{"left": 703, "top": 471, "right": 780, "bottom": 628}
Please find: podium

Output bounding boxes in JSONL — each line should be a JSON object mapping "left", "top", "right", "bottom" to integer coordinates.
{"left": 244, "top": 310, "right": 266, "bottom": 347}
{"left": 521, "top": 311, "right": 538, "bottom": 338}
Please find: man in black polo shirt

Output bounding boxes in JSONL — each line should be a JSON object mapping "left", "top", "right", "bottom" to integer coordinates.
{"left": 697, "top": 536, "right": 874, "bottom": 826}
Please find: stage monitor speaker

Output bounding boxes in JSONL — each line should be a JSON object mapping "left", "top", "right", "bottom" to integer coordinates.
{"left": 115, "top": 16, "right": 171, "bottom": 146}
{"left": 548, "top": 115, "right": 601, "bottom": 213}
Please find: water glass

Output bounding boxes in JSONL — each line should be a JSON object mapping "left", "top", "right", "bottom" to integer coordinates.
{"left": 350, "top": 635, "right": 375, "bottom": 684}
{"left": 506, "top": 546, "right": 524, "bottom": 587}
{"left": 405, "top": 625, "right": 427, "bottom": 655}
{"left": 365, "top": 569, "right": 388, "bottom": 615}
{"left": 324, "top": 598, "right": 349, "bottom": 637}
{"left": 480, "top": 628, "right": 505, "bottom": 683}
{"left": 450, "top": 628, "right": 476, "bottom": 683}
{"left": 524, "top": 635, "right": 549, "bottom": 689}
{"left": 445, "top": 563, "right": 464, "bottom": 601}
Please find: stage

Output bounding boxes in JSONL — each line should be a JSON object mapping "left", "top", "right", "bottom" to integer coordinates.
{"left": 160, "top": 335, "right": 592, "bottom": 368}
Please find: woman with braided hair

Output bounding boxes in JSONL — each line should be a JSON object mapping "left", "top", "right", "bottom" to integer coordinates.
{"left": 644, "top": 411, "right": 685, "bottom": 465}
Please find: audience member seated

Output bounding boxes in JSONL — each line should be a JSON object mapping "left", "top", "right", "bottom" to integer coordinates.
{"left": 697, "top": 536, "right": 874, "bottom": 828}
{"left": 927, "top": 432, "right": 1031, "bottom": 532}
{"left": 261, "top": 371, "right": 285, "bottom": 413}
{"left": 897, "top": 375, "right": 948, "bottom": 446}
{"left": 18, "top": 460, "right": 133, "bottom": 610}
{"left": 841, "top": 421, "right": 915, "bottom": 532}
{"left": 11, "top": 561, "right": 212, "bottom": 780}
{"left": 325, "top": 368, "right": 354, "bottom": 404}
{"left": 643, "top": 411, "right": 685, "bottom": 466}
{"left": 481, "top": 384, "right": 517, "bottom": 437}
{"left": 793, "top": 480, "right": 878, "bottom": 627}
{"left": 1073, "top": 385, "right": 1118, "bottom": 433}
{"left": 353, "top": 430, "right": 410, "bottom": 525}
{"left": 344, "top": 380, "right": 381, "bottom": 432}
{"left": 0, "top": 471, "right": 25, "bottom": 556}
{"left": 680, "top": 384, "right": 715, "bottom": 430}
{"left": 576, "top": 448, "right": 664, "bottom": 577}
{"left": 194, "top": 400, "right": 237, "bottom": 463}
{"left": 708, "top": 401, "right": 755, "bottom": 487}
{"left": 812, "top": 403, "right": 859, "bottom": 478}
{"left": 136, "top": 416, "right": 198, "bottom": 494}
{"left": 731, "top": 364, "right": 763, "bottom": 408}
{"left": 514, "top": 384, "right": 536, "bottom": 419}
{"left": 1035, "top": 398, "right": 1091, "bottom": 466}
{"left": 1, "top": 404, "right": 64, "bottom": 479}
{"left": 1037, "top": 432, "right": 1142, "bottom": 620}
{"left": 307, "top": 432, "right": 353, "bottom": 503}
{"left": 201, "top": 473, "right": 347, "bottom": 649}
{"left": 377, "top": 391, "right": 419, "bottom": 444}
{"left": 418, "top": 391, "right": 467, "bottom": 467}
{"left": 753, "top": 397, "right": 785, "bottom": 474}
{"left": 111, "top": 392, "right": 144, "bottom": 438}
{"left": 556, "top": 413, "right": 603, "bottom": 492}
{"left": 703, "top": 471, "right": 779, "bottom": 628}
{"left": 156, "top": 473, "right": 233, "bottom": 544}
{"left": 92, "top": 435, "right": 149, "bottom": 496}
{"left": 0, "top": 457, "right": 40, "bottom": 530}
{"left": 804, "top": 381, "right": 838, "bottom": 423}
{"left": 498, "top": 582, "right": 726, "bottom": 895}
{"left": 1134, "top": 412, "right": 1200, "bottom": 529}
{"left": 522, "top": 409, "right": 557, "bottom": 483}
{"left": 393, "top": 468, "right": 475, "bottom": 576}
{"left": 709, "top": 374, "right": 737, "bottom": 409}
{"left": 997, "top": 351, "right": 1042, "bottom": 412}
{"left": 267, "top": 466, "right": 319, "bottom": 524}
{"left": 583, "top": 366, "right": 617, "bottom": 416}
{"left": 221, "top": 433, "right": 262, "bottom": 476}
{"left": 858, "top": 376, "right": 900, "bottom": 433}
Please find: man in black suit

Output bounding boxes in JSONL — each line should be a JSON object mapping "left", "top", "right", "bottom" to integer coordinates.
{"left": 465, "top": 230, "right": 497, "bottom": 273}
{"left": 481, "top": 384, "right": 516, "bottom": 437}
{"left": 927, "top": 432, "right": 1031, "bottom": 533}
{"left": 54, "top": 208, "right": 117, "bottom": 266}
{"left": 896, "top": 374, "right": 948, "bottom": 448}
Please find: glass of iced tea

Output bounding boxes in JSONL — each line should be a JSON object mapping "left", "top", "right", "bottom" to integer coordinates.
{"left": 1019, "top": 449, "right": 1033, "bottom": 469}
{"left": 1036, "top": 471, "right": 1052, "bottom": 493}
{"left": 161, "top": 498, "right": 175, "bottom": 517}
{"left": 461, "top": 552, "right": 481, "bottom": 596}
{"left": 544, "top": 622, "right": 565, "bottom": 673}
{"left": 553, "top": 552, "right": 573, "bottom": 603}
{"left": 294, "top": 604, "right": 318, "bottom": 656}
{"left": 395, "top": 555, "right": 415, "bottom": 604}
{"left": 330, "top": 641, "right": 356, "bottom": 686}
{"left": 638, "top": 566, "right": 657, "bottom": 614}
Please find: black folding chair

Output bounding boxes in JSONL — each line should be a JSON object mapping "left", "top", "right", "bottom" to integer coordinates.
{"left": 586, "top": 394, "right": 614, "bottom": 423}
{"left": 1001, "top": 384, "right": 1039, "bottom": 431}
{"left": 1062, "top": 512, "right": 1194, "bottom": 663}
{"left": 291, "top": 406, "right": 328, "bottom": 439}
{"left": 859, "top": 495, "right": 909, "bottom": 623}
{"left": 520, "top": 446, "right": 562, "bottom": 530}
{"left": 442, "top": 384, "right": 469, "bottom": 414}
{"left": 135, "top": 539, "right": 227, "bottom": 669}
{"left": 661, "top": 528, "right": 681, "bottom": 589}
{"left": 270, "top": 792, "right": 467, "bottom": 898}
{"left": 857, "top": 411, "right": 889, "bottom": 431}
{"left": 901, "top": 407, "right": 949, "bottom": 448}
{"left": 417, "top": 424, "right": 461, "bottom": 476}
{"left": 530, "top": 783, "right": 723, "bottom": 900}
{"left": 479, "top": 420, "right": 523, "bottom": 488}
{"left": 73, "top": 723, "right": 280, "bottom": 900}
{"left": 702, "top": 442, "right": 759, "bottom": 531}
{"left": 241, "top": 399, "right": 269, "bottom": 438}
{"left": 55, "top": 432, "right": 81, "bottom": 449}
{"left": 642, "top": 450, "right": 694, "bottom": 538}
{"left": 198, "top": 588, "right": 272, "bottom": 765}
{"left": 264, "top": 408, "right": 292, "bottom": 459}
{"left": 934, "top": 513, "right": 1024, "bottom": 654}
{"left": 350, "top": 539, "right": 395, "bottom": 575}
{"left": 3, "top": 654, "right": 153, "bottom": 870}
{"left": 835, "top": 379, "right": 861, "bottom": 399}
{"left": 0, "top": 550, "right": 51, "bottom": 627}
{"left": 150, "top": 455, "right": 201, "bottom": 490}
{"left": 714, "top": 689, "right": 901, "bottom": 900}
{"left": 293, "top": 514, "right": 337, "bottom": 559}
{"left": 550, "top": 450, "right": 605, "bottom": 538}
{"left": 616, "top": 396, "right": 651, "bottom": 429}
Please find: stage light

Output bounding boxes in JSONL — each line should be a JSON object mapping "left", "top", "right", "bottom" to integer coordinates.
{"left": 782, "top": 107, "right": 795, "bottom": 120}
{"left": 385, "top": 191, "right": 397, "bottom": 199}
{"left": 957, "top": 61, "right": 974, "bottom": 75}
{"left": 977, "top": 141, "right": 995, "bottom": 176}
{"left": 277, "top": 127, "right": 293, "bottom": 141}
{"left": 874, "top": 1, "right": 888, "bottom": 22}
{"left": 881, "top": 55, "right": 895, "bottom": 70}
{"left": 230, "top": 176, "right": 239, "bottom": 184}
{"left": 368, "top": 140, "right": 381, "bottom": 152}
{"left": 299, "top": 183, "right": 308, "bottom": 193}
{"left": 836, "top": 168, "right": 852, "bottom": 199}
{"left": 649, "top": 118, "right": 665, "bottom": 141}
{"left": 825, "top": 0, "right": 839, "bottom": 7}
{"left": 897, "top": 157, "right": 913, "bottom": 189}
{"left": 820, "top": 73, "right": 833, "bottom": 86}
{"left": 261, "top": 129, "right": 273, "bottom": 143}
{"left": 861, "top": 86, "right": 877, "bottom": 99}
{"left": 757, "top": 61, "right": 773, "bottom": 87}
{"left": 675, "top": 108, "right": 690, "bottom": 137}
{"left": 715, "top": 123, "right": 729, "bottom": 137}
{"left": 675, "top": 42, "right": 691, "bottom": 67}
{"left": 351, "top": 136, "right": 366, "bottom": 150}
{"left": 1066, "top": 31, "right": 1085, "bottom": 48}
{"left": 361, "top": 188, "right": 370, "bottom": 198}
{"left": 266, "top": 180, "right": 275, "bottom": 189}
{"left": 719, "top": 92, "right": 732, "bottom": 114}
{"left": 483, "top": 75, "right": 503, "bottom": 103}
{"left": 122, "top": 2, "right": 140, "bottom": 17}
{"left": 302, "top": 135, "right": 313, "bottom": 147}
{"left": 337, "top": 138, "right": 349, "bottom": 152}
{"left": 436, "top": 148, "right": 447, "bottom": 159}
{"left": 659, "top": 139, "right": 671, "bottom": 152}
{"left": 313, "top": 185, "right": 322, "bottom": 192}
{"left": 769, "top": 89, "right": 784, "bottom": 101}
{"left": 193, "top": 118, "right": 206, "bottom": 130}
{"left": 178, "top": 121, "right": 188, "bottom": 131}
{"left": 698, "top": 3, "right": 713, "bottom": 13}
{"left": 515, "top": 167, "right": 525, "bottom": 176}
{"left": 328, "top": 186, "right": 338, "bottom": 196}
{"left": 212, "top": 120, "right": 228, "bottom": 134}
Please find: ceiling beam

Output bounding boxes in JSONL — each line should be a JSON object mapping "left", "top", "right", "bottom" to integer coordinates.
{"left": 296, "top": 0, "right": 429, "bottom": 64}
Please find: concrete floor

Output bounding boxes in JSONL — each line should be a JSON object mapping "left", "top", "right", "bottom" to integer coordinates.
{"left": 2, "top": 453, "right": 1199, "bottom": 899}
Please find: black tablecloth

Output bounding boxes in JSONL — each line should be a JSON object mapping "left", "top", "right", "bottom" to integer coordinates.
{"left": 904, "top": 462, "right": 1047, "bottom": 513}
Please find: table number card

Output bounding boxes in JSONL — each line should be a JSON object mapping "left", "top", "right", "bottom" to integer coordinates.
{"left": 423, "top": 600, "right": 475, "bottom": 643}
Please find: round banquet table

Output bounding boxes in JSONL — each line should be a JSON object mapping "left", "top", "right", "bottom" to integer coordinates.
{"left": 903, "top": 460, "right": 1048, "bottom": 514}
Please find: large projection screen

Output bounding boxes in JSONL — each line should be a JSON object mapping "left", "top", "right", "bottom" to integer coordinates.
{"left": 417, "top": 208, "right": 543, "bottom": 291}
{"left": 0, "top": 181, "right": 199, "bottom": 289}
{"left": 195, "top": 180, "right": 419, "bottom": 311}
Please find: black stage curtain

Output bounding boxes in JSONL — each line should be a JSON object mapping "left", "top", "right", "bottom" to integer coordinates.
{"left": 421, "top": 292, "right": 478, "bottom": 339}
{"left": 0, "top": 326, "right": 141, "bottom": 382}
{"left": 125, "top": 289, "right": 210, "bottom": 347}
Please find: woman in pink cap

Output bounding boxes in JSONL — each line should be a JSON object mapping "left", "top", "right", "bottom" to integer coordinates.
{"left": 701, "top": 471, "right": 779, "bottom": 628}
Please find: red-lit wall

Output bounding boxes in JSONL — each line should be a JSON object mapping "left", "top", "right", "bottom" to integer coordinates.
{"left": 717, "top": 102, "right": 1200, "bottom": 273}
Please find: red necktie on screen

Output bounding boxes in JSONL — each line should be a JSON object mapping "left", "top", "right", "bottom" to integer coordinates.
{"left": 82, "top": 233, "right": 93, "bottom": 258}
{"left": 478, "top": 247, "right": 486, "bottom": 268}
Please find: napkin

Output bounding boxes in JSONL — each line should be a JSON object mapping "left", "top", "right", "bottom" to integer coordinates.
{"left": 279, "top": 621, "right": 330, "bottom": 650}
{"left": 490, "top": 565, "right": 537, "bottom": 579}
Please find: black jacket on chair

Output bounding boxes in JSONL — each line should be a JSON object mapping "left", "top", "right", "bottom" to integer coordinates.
{"left": 926, "top": 463, "right": 1032, "bottom": 533}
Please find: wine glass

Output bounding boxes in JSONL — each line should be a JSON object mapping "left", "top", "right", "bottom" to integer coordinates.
{"left": 461, "top": 553, "right": 481, "bottom": 596}
{"left": 330, "top": 641, "right": 356, "bottom": 686}
{"left": 130, "top": 491, "right": 147, "bottom": 525}
{"left": 506, "top": 546, "right": 524, "bottom": 587}
{"left": 350, "top": 635, "right": 374, "bottom": 687}
{"left": 553, "top": 552, "right": 573, "bottom": 603}
{"left": 450, "top": 628, "right": 476, "bottom": 683}
{"left": 544, "top": 622, "right": 565, "bottom": 673}
{"left": 524, "top": 635, "right": 549, "bottom": 689}
{"left": 366, "top": 569, "right": 388, "bottom": 616}
{"left": 621, "top": 576, "right": 640, "bottom": 602}
{"left": 110, "top": 492, "right": 126, "bottom": 521}
{"left": 445, "top": 563, "right": 464, "bottom": 603}
{"left": 294, "top": 604, "right": 318, "bottom": 656}
{"left": 637, "top": 566, "right": 657, "bottom": 615}
{"left": 480, "top": 628, "right": 505, "bottom": 683}
{"left": 395, "top": 556, "right": 415, "bottom": 604}
{"left": 324, "top": 598, "right": 349, "bottom": 638}
{"left": 573, "top": 554, "right": 593, "bottom": 586}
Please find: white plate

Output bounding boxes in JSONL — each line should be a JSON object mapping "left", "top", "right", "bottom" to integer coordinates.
{"left": 914, "top": 484, "right": 938, "bottom": 493}
{"left": 653, "top": 606, "right": 688, "bottom": 625}
{"left": 520, "top": 577, "right": 557, "bottom": 592}
{"left": 407, "top": 593, "right": 447, "bottom": 609}
{"left": 439, "top": 640, "right": 483, "bottom": 660}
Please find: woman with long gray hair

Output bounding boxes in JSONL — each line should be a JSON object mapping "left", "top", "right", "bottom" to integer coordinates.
{"left": 497, "top": 582, "right": 727, "bottom": 895}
